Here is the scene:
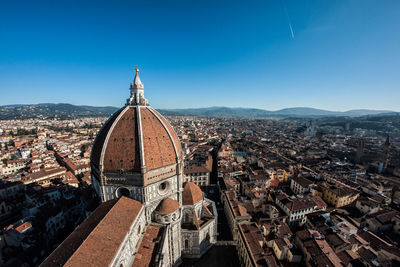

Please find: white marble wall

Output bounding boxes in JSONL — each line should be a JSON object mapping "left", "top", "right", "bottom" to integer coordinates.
{"left": 106, "top": 205, "right": 146, "bottom": 267}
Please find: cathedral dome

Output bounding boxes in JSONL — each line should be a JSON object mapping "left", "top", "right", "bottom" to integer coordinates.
{"left": 182, "top": 182, "right": 203, "bottom": 205}
{"left": 154, "top": 197, "right": 180, "bottom": 215}
{"left": 91, "top": 68, "right": 182, "bottom": 187}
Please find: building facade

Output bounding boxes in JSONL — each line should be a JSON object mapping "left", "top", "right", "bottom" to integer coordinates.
{"left": 321, "top": 183, "right": 359, "bottom": 208}
{"left": 290, "top": 176, "right": 313, "bottom": 195}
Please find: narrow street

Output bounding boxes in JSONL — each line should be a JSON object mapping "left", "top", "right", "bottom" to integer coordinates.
{"left": 181, "top": 147, "right": 240, "bottom": 266}
{"left": 181, "top": 185, "right": 240, "bottom": 267}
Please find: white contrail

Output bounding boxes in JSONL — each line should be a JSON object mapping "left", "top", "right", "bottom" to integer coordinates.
{"left": 281, "top": 0, "right": 295, "bottom": 39}
{"left": 289, "top": 23, "right": 295, "bottom": 39}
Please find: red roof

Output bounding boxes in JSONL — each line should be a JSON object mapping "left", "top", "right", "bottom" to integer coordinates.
{"left": 102, "top": 107, "right": 141, "bottom": 172}
{"left": 91, "top": 106, "right": 182, "bottom": 183}
{"left": 64, "top": 197, "right": 143, "bottom": 266}
{"left": 270, "top": 178, "right": 280, "bottom": 187}
{"left": 41, "top": 199, "right": 119, "bottom": 267}
{"left": 182, "top": 182, "right": 203, "bottom": 205}
{"left": 133, "top": 225, "right": 163, "bottom": 267}
{"left": 91, "top": 108, "right": 124, "bottom": 170}
{"left": 15, "top": 222, "right": 32, "bottom": 233}
{"left": 154, "top": 198, "right": 180, "bottom": 215}
{"left": 141, "top": 107, "right": 178, "bottom": 171}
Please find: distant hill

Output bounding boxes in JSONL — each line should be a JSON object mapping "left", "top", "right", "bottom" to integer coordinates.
{"left": 0, "top": 104, "right": 396, "bottom": 120}
{"left": 273, "top": 107, "right": 339, "bottom": 116}
{"left": 158, "top": 106, "right": 396, "bottom": 118}
{"left": 0, "top": 103, "right": 119, "bottom": 120}
{"left": 158, "top": 106, "right": 273, "bottom": 117}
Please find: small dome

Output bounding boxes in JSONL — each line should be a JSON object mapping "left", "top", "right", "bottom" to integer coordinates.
{"left": 154, "top": 198, "right": 180, "bottom": 215}
{"left": 182, "top": 182, "right": 203, "bottom": 205}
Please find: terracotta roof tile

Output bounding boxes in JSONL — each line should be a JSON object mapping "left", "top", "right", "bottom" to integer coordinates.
{"left": 133, "top": 225, "right": 163, "bottom": 267}
{"left": 270, "top": 178, "right": 280, "bottom": 187}
{"left": 103, "top": 107, "right": 141, "bottom": 172}
{"left": 238, "top": 223, "right": 276, "bottom": 267}
{"left": 41, "top": 199, "right": 118, "bottom": 267}
{"left": 91, "top": 105, "right": 182, "bottom": 186}
{"left": 64, "top": 197, "right": 143, "bottom": 266}
{"left": 91, "top": 108, "right": 124, "bottom": 170}
{"left": 182, "top": 182, "right": 203, "bottom": 205}
{"left": 292, "top": 176, "right": 313, "bottom": 187}
{"left": 141, "top": 107, "right": 177, "bottom": 171}
{"left": 15, "top": 222, "right": 32, "bottom": 233}
{"left": 154, "top": 198, "right": 179, "bottom": 215}
{"left": 152, "top": 108, "right": 182, "bottom": 158}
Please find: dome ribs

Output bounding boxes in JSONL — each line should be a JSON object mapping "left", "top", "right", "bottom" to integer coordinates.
{"left": 103, "top": 107, "right": 141, "bottom": 172}
{"left": 92, "top": 106, "right": 182, "bottom": 186}
{"left": 91, "top": 108, "right": 124, "bottom": 171}
{"left": 151, "top": 108, "right": 182, "bottom": 158}
{"left": 140, "top": 107, "right": 176, "bottom": 171}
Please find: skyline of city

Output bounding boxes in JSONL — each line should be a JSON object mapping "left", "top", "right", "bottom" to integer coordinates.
{"left": 1, "top": 65, "right": 399, "bottom": 265}
{"left": 1, "top": 0, "right": 400, "bottom": 111}
{"left": 2, "top": 1, "right": 400, "bottom": 266}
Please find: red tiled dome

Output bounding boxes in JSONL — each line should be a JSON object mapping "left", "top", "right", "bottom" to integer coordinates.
{"left": 154, "top": 198, "right": 180, "bottom": 215}
{"left": 91, "top": 105, "right": 182, "bottom": 185}
{"left": 182, "top": 182, "right": 203, "bottom": 205}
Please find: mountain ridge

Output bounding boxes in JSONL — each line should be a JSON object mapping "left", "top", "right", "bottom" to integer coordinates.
{"left": 0, "top": 103, "right": 397, "bottom": 119}
{"left": 157, "top": 106, "right": 396, "bottom": 118}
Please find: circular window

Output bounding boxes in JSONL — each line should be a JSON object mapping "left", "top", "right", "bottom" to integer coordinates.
{"left": 158, "top": 182, "right": 169, "bottom": 195}
{"left": 119, "top": 187, "right": 130, "bottom": 197}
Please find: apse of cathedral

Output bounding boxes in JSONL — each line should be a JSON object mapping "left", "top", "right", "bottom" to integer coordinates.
{"left": 41, "top": 69, "right": 218, "bottom": 267}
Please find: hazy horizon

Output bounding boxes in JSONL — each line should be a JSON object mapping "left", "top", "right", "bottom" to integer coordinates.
{"left": 1, "top": 102, "right": 398, "bottom": 113}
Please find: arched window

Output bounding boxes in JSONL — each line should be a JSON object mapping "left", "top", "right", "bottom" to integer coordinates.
{"left": 119, "top": 187, "right": 130, "bottom": 197}
{"left": 185, "top": 239, "right": 189, "bottom": 249}
{"left": 205, "top": 232, "right": 210, "bottom": 245}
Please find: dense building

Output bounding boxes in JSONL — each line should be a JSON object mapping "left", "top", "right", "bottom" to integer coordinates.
{"left": 183, "top": 153, "right": 213, "bottom": 186}
{"left": 275, "top": 193, "right": 326, "bottom": 226}
{"left": 1, "top": 65, "right": 400, "bottom": 266}
{"left": 42, "top": 68, "right": 217, "bottom": 266}
{"left": 321, "top": 182, "right": 359, "bottom": 208}
{"left": 222, "top": 190, "right": 252, "bottom": 241}
{"left": 181, "top": 181, "right": 217, "bottom": 258}
{"left": 290, "top": 176, "right": 313, "bottom": 195}
{"left": 296, "top": 229, "right": 343, "bottom": 267}
{"left": 237, "top": 223, "right": 278, "bottom": 267}
{"left": 356, "top": 138, "right": 365, "bottom": 163}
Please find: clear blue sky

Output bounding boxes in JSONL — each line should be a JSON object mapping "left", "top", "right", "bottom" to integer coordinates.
{"left": 0, "top": 0, "right": 399, "bottom": 111}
